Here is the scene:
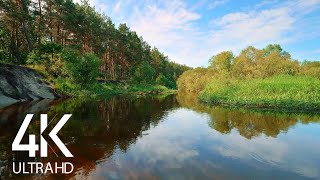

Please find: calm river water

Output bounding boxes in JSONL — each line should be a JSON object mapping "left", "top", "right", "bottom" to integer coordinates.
{"left": 0, "top": 94, "right": 319, "bottom": 180}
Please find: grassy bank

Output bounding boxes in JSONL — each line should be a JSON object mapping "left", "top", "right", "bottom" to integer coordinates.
{"left": 199, "top": 75, "right": 320, "bottom": 112}
{"left": 54, "top": 79, "right": 174, "bottom": 97}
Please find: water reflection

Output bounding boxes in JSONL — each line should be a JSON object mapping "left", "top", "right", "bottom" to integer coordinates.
{"left": 0, "top": 94, "right": 319, "bottom": 179}
{"left": 176, "top": 92, "right": 320, "bottom": 139}
{"left": 0, "top": 95, "right": 179, "bottom": 179}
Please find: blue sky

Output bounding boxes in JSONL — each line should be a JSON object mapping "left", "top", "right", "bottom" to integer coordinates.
{"left": 74, "top": 0, "right": 320, "bottom": 67}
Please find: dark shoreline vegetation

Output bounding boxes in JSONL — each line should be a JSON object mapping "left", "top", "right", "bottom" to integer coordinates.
{"left": 28, "top": 63, "right": 179, "bottom": 97}
{"left": 0, "top": 0, "right": 190, "bottom": 98}
{"left": 177, "top": 45, "right": 320, "bottom": 112}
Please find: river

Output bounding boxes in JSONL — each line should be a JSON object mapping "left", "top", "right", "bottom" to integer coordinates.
{"left": 0, "top": 94, "right": 319, "bottom": 179}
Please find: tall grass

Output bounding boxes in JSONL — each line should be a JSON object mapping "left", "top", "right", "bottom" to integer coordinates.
{"left": 199, "top": 75, "right": 320, "bottom": 111}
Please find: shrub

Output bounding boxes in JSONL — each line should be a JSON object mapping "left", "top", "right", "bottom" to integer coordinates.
{"left": 177, "top": 68, "right": 217, "bottom": 93}
{"left": 156, "top": 73, "right": 176, "bottom": 89}
{"left": 300, "top": 61, "right": 320, "bottom": 79}
{"left": 62, "top": 49, "right": 100, "bottom": 87}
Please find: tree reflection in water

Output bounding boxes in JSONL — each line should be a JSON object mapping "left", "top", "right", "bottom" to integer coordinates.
{"left": 0, "top": 95, "right": 179, "bottom": 179}
{"left": 176, "top": 92, "right": 320, "bottom": 139}
{"left": 0, "top": 94, "right": 319, "bottom": 179}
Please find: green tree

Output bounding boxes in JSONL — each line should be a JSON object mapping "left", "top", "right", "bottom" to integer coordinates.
{"left": 62, "top": 49, "right": 99, "bottom": 87}
{"left": 134, "top": 61, "right": 155, "bottom": 84}
{"left": 156, "top": 73, "right": 175, "bottom": 89}
{"left": 0, "top": 0, "right": 190, "bottom": 89}
{"left": 209, "top": 51, "right": 234, "bottom": 72}
{"left": 232, "top": 46, "right": 261, "bottom": 78}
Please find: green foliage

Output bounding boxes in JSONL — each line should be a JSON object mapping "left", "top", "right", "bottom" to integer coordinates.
{"left": 230, "top": 45, "right": 300, "bottom": 79}
{"left": 178, "top": 44, "right": 319, "bottom": 93}
{"left": 39, "top": 42, "right": 63, "bottom": 54}
{"left": 0, "top": 28, "right": 10, "bottom": 63}
{"left": 54, "top": 77, "right": 172, "bottom": 97}
{"left": 0, "top": 0, "right": 190, "bottom": 91}
{"left": 177, "top": 44, "right": 320, "bottom": 111}
{"left": 156, "top": 73, "right": 176, "bottom": 89}
{"left": 199, "top": 75, "right": 320, "bottom": 111}
{"left": 134, "top": 61, "right": 155, "bottom": 83}
{"left": 27, "top": 50, "right": 41, "bottom": 64}
{"left": 262, "top": 44, "right": 289, "bottom": 57}
{"left": 62, "top": 49, "right": 100, "bottom": 87}
{"left": 54, "top": 78, "right": 125, "bottom": 97}
{"left": 26, "top": 43, "right": 67, "bottom": 77}
{"left": 177, "top": 68, "right": 217, "bottom": 93}
{"left": 128, "top": 84, "right": 169, "bottom": 94}
{"left": 209, "top": 51, "right": 234, "bottom": 72}
{"left": 300, "top": 61, "right": 320, "bottom": 79}
{"left": 177, "top": 92, "right": 320, "bottom": 138}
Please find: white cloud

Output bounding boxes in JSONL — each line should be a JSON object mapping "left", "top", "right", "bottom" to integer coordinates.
{"left": 205, "top": 0, "right": 320, "bottom": 59}
{"left": 313, "top": 49, "right": 320, "bottom": 54}
{"left": 75, "top": 0, "right": 320, "bottom": 67}
{"left": 210, "top": 129, "right": 320, "bottom": 179}
{"left": 255, "top": 0, "right": 280, "bottom": 9}
{"left": 208, "top": 0, "right": 228, "bottom": 10}
{"left": 294, "top": 0, "right": 320, "bottom": 10}
{"left": 126, "top": 0, "right": 319, "bottom": 66}
{"left": 126, "top": 0, "right": 203, "bottom": 66}
{"left": 208, "top": 7, "right": 295, "bottom": 53}
{"left": 113, "top": 1, "right": 122, "bottom": 13}
{"left": 213, "top": 133, "right": 288, "bottom": 164}
{"left": 73, "top": 0, "right": 108, "bottom": 12}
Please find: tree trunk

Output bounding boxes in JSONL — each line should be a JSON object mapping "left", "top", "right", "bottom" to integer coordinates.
{"left": 21, "top": 21, "right": 33, "bottom": 51}
{"left": 49, "top": 0, "right": 53, "bottom": 42}
{"left": 17, "top": 0, "right": 33, "bottom": 52}
{"left": 15, "top": 24, "right": 21, "bottom": 64}
{"left": 38, "top": 0, "right": 42, "bottom": 44}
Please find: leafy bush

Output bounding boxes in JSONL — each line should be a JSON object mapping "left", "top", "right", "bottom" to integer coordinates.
{"left": 62, "top": 49, "right": 100, "bottom": 87}
{"left": 300, "top": 61, "right": 320, "bottom": 79}
{"left": 156, "top": 73, "right": 176, "bottom": 89}
{"left": 27, "top": 50, "right": 41, "bottom": 64}
{"left": 26, "top": 43, "right": 67, "bottom": 77}
{"left": 176, "top": 44, "right": 320, "bottom": 110}
{"left": 177, "top": 68, "right": 217, "bottom": 93}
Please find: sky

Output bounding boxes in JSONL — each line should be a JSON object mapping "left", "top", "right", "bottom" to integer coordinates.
{"left": 74, "top": 0, "right": 320, "bottom": 67}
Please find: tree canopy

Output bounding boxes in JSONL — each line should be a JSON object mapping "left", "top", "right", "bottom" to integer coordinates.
{"left": 178, "top": 44, "right": 320, "bottom": 93}
{"left": 0, "top": 0, "right": 190, "bottom": 88}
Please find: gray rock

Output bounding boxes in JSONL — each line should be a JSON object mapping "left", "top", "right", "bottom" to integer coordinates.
{"left": 0, "top": 63, "right": 58, "bottom": 107}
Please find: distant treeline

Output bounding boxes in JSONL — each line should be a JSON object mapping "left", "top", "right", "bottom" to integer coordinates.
{"left": 177, "top": 44, "right": 320, "bottom": 111}
{"left": 178, "top": 44, "right": 320, "bottom": 93}
{"left": 0, "top": 0, "right": 190, "bottom": 88}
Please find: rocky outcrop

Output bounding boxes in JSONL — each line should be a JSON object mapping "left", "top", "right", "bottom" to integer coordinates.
{"left": 0, "top": 63, "right": 58, "bottom": 107}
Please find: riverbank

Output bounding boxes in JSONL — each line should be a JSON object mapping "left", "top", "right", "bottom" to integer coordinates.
{"left": 199, "top": 75, "right": 320, "bottom": 112}
{"left": 54, "top": 79, "right": 176, "bottom": 98}
{"left": 0, "top": 63, "right": 176, "bottom": 108}
{"left": 29, "top": 64, "right": 176, "bottom": 98}
{"left": 0, "top": 63, "right": 58, "bottom": 107}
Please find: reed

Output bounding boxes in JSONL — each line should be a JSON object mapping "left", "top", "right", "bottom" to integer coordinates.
{"left": 199, "top": 75, "right": 320, "bottom": 111}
